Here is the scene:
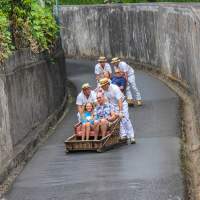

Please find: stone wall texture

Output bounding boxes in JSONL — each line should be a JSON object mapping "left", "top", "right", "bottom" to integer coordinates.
{"left": 0, "top": 40, "right": 66, "bottom": 181}
{"left": 60, "top": 4, "right": 200, "bottom": 107}
{"left": 60, "top": 4, "right": 200, "bottom": 199}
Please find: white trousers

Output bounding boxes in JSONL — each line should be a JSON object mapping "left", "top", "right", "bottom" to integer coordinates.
{"left": 126, "top": 74, "right": 141, "bottom": 100}
{"left": 114, "top": 101, "right": 135, "bottom": 138}
{"left": 77, "top": 112, "right": 81, "bottom": 122}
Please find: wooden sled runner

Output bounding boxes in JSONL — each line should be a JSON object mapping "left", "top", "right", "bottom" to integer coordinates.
{"left": 64, "top": 118, "right": 127, "bottom": 153}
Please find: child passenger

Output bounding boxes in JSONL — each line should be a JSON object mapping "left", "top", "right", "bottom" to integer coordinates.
{"left": 80, "top": 103, "right": 99, "bottom": 140}
{"left": 111, "top": 68, "right": 126, "bottom": 93}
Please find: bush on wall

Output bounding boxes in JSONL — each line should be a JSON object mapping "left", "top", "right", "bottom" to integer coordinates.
{"left": 29, "top": 2, "right": 58, "bottom": 53}
{"left": 60, "top": 0, "right": 200, "bottom": 4}
{"left": 0, "top": 0, "right": 58, "bottom": 63}
{"left": 0, "top": 11, "right": 13, "bottom": 63}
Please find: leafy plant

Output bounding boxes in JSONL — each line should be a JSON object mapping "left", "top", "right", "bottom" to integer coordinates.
{"left": 60, "top": 0, "right": 200, "bottom": 3}
{"left": 0, "top": 0, "right": 58, "bottom": 62}
{"left": 28, "top": 2, "right": 58, "bottom": 52}
{"left": 0, "top": 11, "right": 13, "bottom": 63}
{"left": 45, "top": 0, "right": 56, "bottom": 9}
{"left": 0, "top": 0, "right": 11, "bottom": 16}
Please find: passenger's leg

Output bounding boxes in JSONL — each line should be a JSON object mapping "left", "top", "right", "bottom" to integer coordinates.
{"left": 81, "top": 124, "right": 86, "bottom": 140}
{"left": 100, "top": 119, "right": 108, "bottom": 138}
{"left": 94, "top": 121, "right": 99, "bottom": 140}
{"left": 85, "top": 122, "right": 91, "bottom": 140}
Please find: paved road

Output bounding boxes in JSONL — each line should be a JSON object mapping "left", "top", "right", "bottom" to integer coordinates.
{"left": 5, "top": 59, "right": 184, "bottom": 200}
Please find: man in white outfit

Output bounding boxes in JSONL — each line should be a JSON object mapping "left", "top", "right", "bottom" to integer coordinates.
{"left": 111, "top": 57, "right": 142, "bottom": 106}
{"left": 95, "top": 56, "right": 112, "bottom": 81}
{"left": 76, "top": 83, "right": 97, "bottom": 121}
{"left": 99, "top": 78, "right": 135, "bottom": 144}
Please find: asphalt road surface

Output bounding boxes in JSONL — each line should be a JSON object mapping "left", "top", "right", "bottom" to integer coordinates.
{"left": 5, "top": 59, "right": 184, "bottom": 200}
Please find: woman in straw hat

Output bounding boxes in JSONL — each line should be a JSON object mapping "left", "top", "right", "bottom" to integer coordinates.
{"left": 95, "top": 56, "right": 112, "bottom": 82}
{"left": 111, "top": 57, "right": 142, "bottom": 106}
{"left": 99, "top": 78, "right": 136, "bottom": 144}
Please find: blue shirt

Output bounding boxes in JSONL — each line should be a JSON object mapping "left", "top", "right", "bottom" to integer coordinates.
{"left": 94, "top": 103, "right": 114, "bottom": 120}
{"left": 111, "top": 76, "right": 126, "bottom": 89}
{"left": 80, "top": 112, "right": 94, "bottom": 125}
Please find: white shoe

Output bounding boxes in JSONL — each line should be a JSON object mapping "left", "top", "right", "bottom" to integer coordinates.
{"left": 120, "top": 136, "right": 127, "bottom": 141}
{"left": 130, "top": 137, "right": 136, "bottom": 144}
{"left": 136, "top": 100, "right": 142, "bottom": 106}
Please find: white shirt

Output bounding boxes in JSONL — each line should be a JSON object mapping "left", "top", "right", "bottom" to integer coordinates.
{"left": 103, "top": 84, "right": 125, "bottom": 106}
{"left": 114, "top": 61, "right": 134, "bottom": 77}
{"left": 76, "top": 90, "right": 97, "bottom": 106}
{"left": 95, "top": 63, "right": 112, "bottom": 78}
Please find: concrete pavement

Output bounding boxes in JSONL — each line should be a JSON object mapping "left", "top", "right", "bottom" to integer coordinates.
{"left": 5, "top": 59, "right": 184, "bottom": 200}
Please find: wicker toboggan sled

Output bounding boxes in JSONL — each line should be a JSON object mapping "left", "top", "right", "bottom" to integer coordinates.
{"left": 64, "top": 118, "right": 127, "bottom": 153}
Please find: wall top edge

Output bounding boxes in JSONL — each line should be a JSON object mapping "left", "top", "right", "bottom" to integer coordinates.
{"left": 60, "top": 3, "right": 200, "bottom": 8}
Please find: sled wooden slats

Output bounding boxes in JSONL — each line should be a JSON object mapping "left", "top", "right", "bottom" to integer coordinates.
{"left": 64, "top": 118, "right": 127, "bottom": 153}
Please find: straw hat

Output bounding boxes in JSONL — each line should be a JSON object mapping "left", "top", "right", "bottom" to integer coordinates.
{"left": 82, "top": 83, "right": 91, "bottom": 89}
{"left": 97, "top": 56, "right": 107, "bottom": 62}
{"left": 99, "top": 78, "right": 110, "bottom": 87}
{"left": 111, "top": 57, "right": 120, "bottom": 64}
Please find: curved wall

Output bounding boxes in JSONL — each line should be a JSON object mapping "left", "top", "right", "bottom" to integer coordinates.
{"left": 60, "top": 4, "right": 200, "bottom": 199}
{"left": 60, "top": 4, "right": 200, "bottom": 104}
{"left": 0, "top": 40, "right": 67, "bottom": 183}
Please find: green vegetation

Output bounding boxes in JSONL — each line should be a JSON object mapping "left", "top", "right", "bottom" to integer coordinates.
{"left": 60, "top": 0, "right": 104, "bottom": 4}
{"left": 0, "top": 0, "right": 58, "bottom": 63}
{"left": 0, "top": 11, "right": 13, "bottom": 62}
{"left": 60, "top": 0, "right": 200, "bottom": 4}
{"left": 29, "top": 3, "right": 58, "bottom": 52}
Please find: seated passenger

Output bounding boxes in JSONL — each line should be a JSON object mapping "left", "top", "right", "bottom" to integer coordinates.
{"left": 111, "top": 68, "right": 126, "bottom": 93}
{"left": 80, "top": 103, "right": 99, "bottom": 141}
{"left": 95, "top": 93, "right": 116, "bottom": 138}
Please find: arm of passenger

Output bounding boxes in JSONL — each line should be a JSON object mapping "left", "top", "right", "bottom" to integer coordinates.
{"left": 118, "top": 98, "right": 123, "bottom": 112}
{"left": 107, "top": 111, "right": 116, "bottom": 122}
{"left": 93, "top": 108, "right": 99, "bottom": 122}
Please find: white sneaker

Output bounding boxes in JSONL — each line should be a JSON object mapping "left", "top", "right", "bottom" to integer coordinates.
{"left": 120, "top": 136, "right": 127, "bottom": 141}
{"left": 130, "top": 137, "right": 136, "bottom": 144}
{"left": 136, "top": 100, "right": 143, "bottom": 106}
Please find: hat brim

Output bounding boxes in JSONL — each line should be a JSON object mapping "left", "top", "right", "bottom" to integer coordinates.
{"left": 100, "top": 82, "right": 109, "bottom": 87}
{"left": 111, "top": 60, "right": 120, "bottom": 64}
{"left": 98, "top": 59, "right": 107, "bottom": 62}
{"left": 82, "top": 86, "right": 91, "bottom": 89}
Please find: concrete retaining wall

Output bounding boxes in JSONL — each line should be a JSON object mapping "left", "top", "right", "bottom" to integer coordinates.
{"left": 0, "top": 40, "right": 66, "bottom": 183}
{"left": 60, "top": 4, "right": 200, "bottom": 104}
{"left": 60, "top": 4, "right": 200, "bottom": 199}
